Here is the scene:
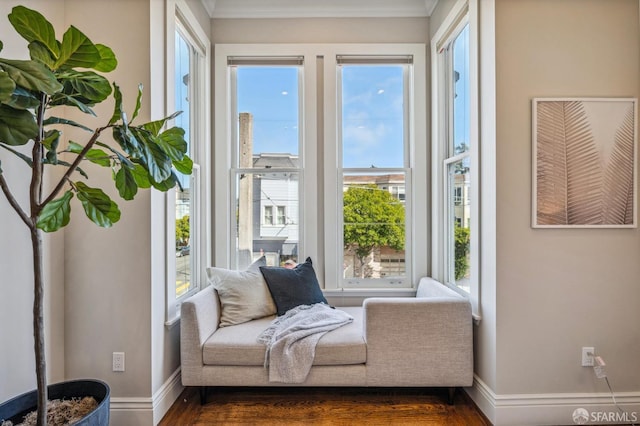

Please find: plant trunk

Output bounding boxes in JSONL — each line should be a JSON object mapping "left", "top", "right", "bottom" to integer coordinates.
{"left": 30, "top": 225, "right": 47, "bottom": 426}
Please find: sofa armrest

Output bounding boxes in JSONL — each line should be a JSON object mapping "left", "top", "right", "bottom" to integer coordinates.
{"left": 180, "top": 286, "right": 220, "bottom": 385}
{"left": 363, "top": 284, "right": 473, "bottom": 387}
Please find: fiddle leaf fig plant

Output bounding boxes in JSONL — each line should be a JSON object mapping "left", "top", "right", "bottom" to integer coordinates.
{"left": 0, "top": 6, "right": 191, "bottom": 425}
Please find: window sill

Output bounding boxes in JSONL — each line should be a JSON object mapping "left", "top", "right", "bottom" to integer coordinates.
{"left": 165, "top": 315, "right": 180, "bottom": 329}
{"left": 323, "top": 288, "right": 417, "bottom": 298}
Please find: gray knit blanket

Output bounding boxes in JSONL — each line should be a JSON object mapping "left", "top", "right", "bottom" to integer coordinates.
{"left": 257, "top": 303, "right": 353, "bottom": 383}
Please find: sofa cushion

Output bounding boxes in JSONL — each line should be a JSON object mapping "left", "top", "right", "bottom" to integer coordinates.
{"left": 260, "top": 257, "right": 329, "bottom": 316}
{"left": 206, "top": 256, "right": 277, "bottom": 327}
{"left": 203, "top": 307, "right": 366, "bottom": 366}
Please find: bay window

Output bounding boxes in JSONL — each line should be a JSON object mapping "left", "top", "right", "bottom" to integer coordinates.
{"left": 215, "top": 44, "right": 426, "bottom": 291}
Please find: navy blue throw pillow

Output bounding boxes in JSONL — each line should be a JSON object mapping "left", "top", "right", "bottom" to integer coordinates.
{"left": 259, "top": 257, "right": 329, "bottom": 316}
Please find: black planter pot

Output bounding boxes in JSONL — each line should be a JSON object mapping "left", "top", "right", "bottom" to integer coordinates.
{"left": 0, "top": 379, "right": 110, "bottom": 425}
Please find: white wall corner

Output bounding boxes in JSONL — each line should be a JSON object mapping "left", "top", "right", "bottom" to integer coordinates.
{"left": 466, "top": 375, "right": 640, "bottom": 426}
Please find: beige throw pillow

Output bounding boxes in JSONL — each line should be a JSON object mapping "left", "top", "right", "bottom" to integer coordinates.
{"left": 206, "top": 256, "right": 277, "bottom": 327}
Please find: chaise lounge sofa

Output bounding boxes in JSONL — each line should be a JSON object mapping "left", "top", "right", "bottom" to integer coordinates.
{"left": 180, "top": 276, "right": 473, "bottom": 404}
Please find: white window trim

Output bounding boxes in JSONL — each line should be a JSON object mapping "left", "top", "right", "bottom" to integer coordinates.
{"left": 165, "top": 0, "right": 211, "bottom": 326}
{"left": 432, "top": 0, "right": 496, "bottom": 320}
{"left": 214, "top": 43, "right": 426, "bottom": 292}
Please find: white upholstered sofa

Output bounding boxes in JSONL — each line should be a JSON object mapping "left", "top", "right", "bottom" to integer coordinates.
{"left": 180, "top": 277, "right": 473, "bottom": 404}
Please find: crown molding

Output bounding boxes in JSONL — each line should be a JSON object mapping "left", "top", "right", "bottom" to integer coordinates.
{"left": 201, "top": 0, "right": 438, "bottom": 19}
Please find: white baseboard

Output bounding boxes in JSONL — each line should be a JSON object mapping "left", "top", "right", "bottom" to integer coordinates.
{"left": 466, "top": 375, "right": 640, "bottom": 426}
{"left": 109, "top": 368, "right": 184, "bottom": 426}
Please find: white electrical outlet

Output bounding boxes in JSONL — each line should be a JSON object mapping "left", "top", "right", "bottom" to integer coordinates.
{"left": 113, "top": 352, "right": 125, "bottom": 372}
{"left": 582, "top": 347, "right": 594, "bottom": 367}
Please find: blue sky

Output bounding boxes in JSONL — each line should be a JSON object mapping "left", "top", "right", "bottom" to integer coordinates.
{"left": 237, "top": 67, "right": 300, "bottom": 157}
{"left": 235, "top": 38, "right": 470, "bottom": 168}
{"left": 237, "top": 65, "right": 405, "bottom": 169}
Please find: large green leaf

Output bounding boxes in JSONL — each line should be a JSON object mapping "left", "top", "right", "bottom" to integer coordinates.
{"left": 156, "top": 127, "right": 187, "bottom": 161}
{"left": 66, "top": 141, "right": 111, "bottom": 167}
{"left": 142, "top": 111, "right": 181, "bottom": 136}
{"left": 28, "top": 41, "right": 56, "bottom": 68}
{"left": 41, "top": 129, "right": 60, "bottom": 150}
{"left": 139, "top": 133, "right": 172, "bottom": 182}
{"left": 173, "top": 155, "right": 193, "bottom": 175}
{"left": 61, "top": 70, "right": 112, "bottom": 103}
{"left": 50, "top": 92, "right": 96, "bottom": 116}
{"left": 0, "top": 104, "right": 38, "bottom": 146}
{"left": 0, "top": 58, "right": 62, "bottom": 95}
{"left": 44, "top": 116, "right": 93, "bottom": 132}
{"left": 129, "top": 163, "right": 152, "bottom": 189}
{"left": 55, "top": 26, "right": 100, "bottom": 70}
{"left": 115, "top": 166, "right": 138, "bottom": 200}
{"left": 130, "top": 84, "right": 143, "bottom": 123}
{"left": 43, "top": 129, "right": 60, "bottom": 164}
{"left": 108, "top": 83, "right": 124, "bottom": 125}
{"left": 151, "top": 171, "right": 180, "bottom": 192}
{"left": 113, "top": 125, "right": 142, "bottom": 157}
{"left": 0, "top": 142, "right": 33, "bottom": 166}
{"left": 93, "top": 44, "right": 117, "bottom": 73}
{"left": 37, "top": 190, "right": 73, "bottom": 232}
{"left": 0, "top": 70, "right": 15, "bottom": 102}
{"left": 5, "top": 86, "right": 40, "bottom": 110}
{"left": 8, "top": 6, "right": 60, "bottom": 58}
{"left": 75, "top": 181, "right": 121, "bottom": 228}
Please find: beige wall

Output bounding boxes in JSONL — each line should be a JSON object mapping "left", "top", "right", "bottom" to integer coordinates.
{"left": 495, "top": 0, "right": 639, "bottom": 395}
{"left": 212, "top": 17, "right": 429, "bottom": 44}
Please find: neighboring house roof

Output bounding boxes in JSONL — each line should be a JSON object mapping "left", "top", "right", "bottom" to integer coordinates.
{"left": 343, "top": 174, "right": 405, "bottom": 185}
{"left": 253, "top": 153, "right": 299, "bottom": 168}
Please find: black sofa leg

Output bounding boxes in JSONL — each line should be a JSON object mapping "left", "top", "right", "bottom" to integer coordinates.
{"left": 447, "top": 387, "right": 456, "bottom": 405}
{"left": 200, "top": 386, "right": 208, "bottom": 405}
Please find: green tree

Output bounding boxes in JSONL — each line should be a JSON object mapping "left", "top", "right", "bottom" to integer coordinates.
{"left": 454, "top": 225, "right": 470, "bottom": 280}
{"left": 176, "top": 215, "right": 190, "bottom": 247}
{"left": 343, "top": 185, "right": 405, "bottom": 278}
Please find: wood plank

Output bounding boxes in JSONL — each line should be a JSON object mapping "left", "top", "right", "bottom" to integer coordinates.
{"left": 159, "top": 386, "right": 491, "bottom": 425}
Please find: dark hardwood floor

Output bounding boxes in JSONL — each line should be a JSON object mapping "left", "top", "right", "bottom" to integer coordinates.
{"left": 159, "top": 386, "right": 492, "bottom": 425}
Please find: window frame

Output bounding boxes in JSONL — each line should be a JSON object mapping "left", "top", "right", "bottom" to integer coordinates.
{"left": 214, "top": 44, "right": 426, "bottom": 292}
{"left": 431, "top": 0, "right": 481, "bottom": 314}
{"left": 165, "top": 0, "right": 211, "bottom": 326}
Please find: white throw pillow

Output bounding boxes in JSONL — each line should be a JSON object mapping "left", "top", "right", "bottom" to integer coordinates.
{"left": 206, "top": 256, "right": 277, "bottom": 327}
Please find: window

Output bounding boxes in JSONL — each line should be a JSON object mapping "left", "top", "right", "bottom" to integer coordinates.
{"left": 277, "top": 206, "right": 286, "bottom": 225}
{"left": 166, "top": 2, "right": 210, "bottom": 324}
{"left": 230, "top": 60, "right": 302, "bottom": 269}
{"left": 174, "top": 28, "right": 197, "bottom": 298}
{"left": 432, "top": 0, "right": 479, "bottom": 306}
{"left": 264, "top": 206, "right": 274, "bottom": 225}
{"left": 215, "top": 44, "right": 426, "bottom": 291}
{"left": 338, "top": 58, "right": 411, "bottom": 286}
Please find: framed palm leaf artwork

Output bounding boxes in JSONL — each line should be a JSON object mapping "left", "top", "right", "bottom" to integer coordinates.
{"left": 532, "top": 98, "right": 637, "bottom": 228}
